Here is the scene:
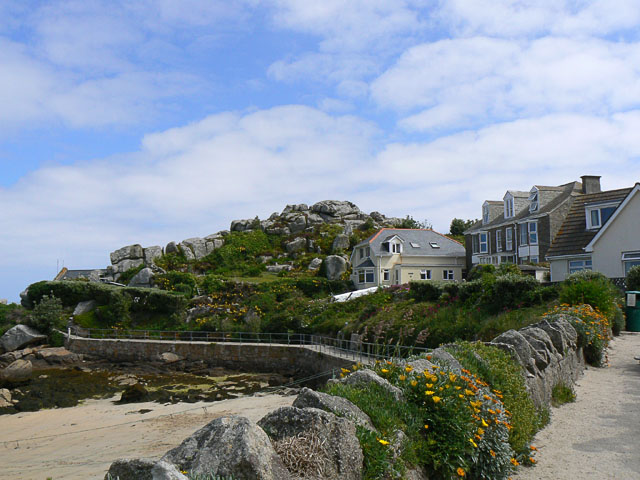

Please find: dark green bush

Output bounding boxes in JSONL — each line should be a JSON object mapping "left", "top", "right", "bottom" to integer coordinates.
{"left": 559, "top": 274, "right": 616, "bottom": 317}
{"left": 480, "top": 274, "right": 539, "bottom": 313}
{"left": 409, "top": 281, "right": 446, "bottom": 302}
{"left": 612, "top": 304, "right": 625, "bottom": 336}
{"left": 27, "top": 294, "right": 64, "bottom": 334}
{"left": 467, "top": 264, "right": 496, "bottom": 281}
{"left": 116, "top": 263, "right": 145, "bottom": 286}
{"left": 457, "top": 279, "right": 484, "bottom": 303}
{"left": 155, "top": 271, "right": 198, "bottom": 296}
{"left": 627, "top": 265, "right": 640, "bottom": 291}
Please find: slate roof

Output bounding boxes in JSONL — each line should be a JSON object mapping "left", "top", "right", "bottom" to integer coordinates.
{"left": 466, "top": 181, "right": 582, "bottom": 233}
{"left": 54, "top": 268, "right": 107, "bottom": 281}
{"left": 355, "top": 228, "right": 465, "bottom": 257}
{"left": 546, "top": 187, "right": 633, "bottom": 257}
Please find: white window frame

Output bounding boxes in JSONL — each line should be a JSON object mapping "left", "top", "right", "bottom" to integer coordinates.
{"left": 506, "top": 227, "right": 513, "bottom": 251}
{"left": 443, "top": 270, "right": 454, "bottom": 280}
{"left": 391, "top": 242, "right": 402, "bottom": 254}
{"left": 504, "top": 195, "right": 514, "bottom": 218}
{"left": 420, "top": 269, "right": 431, "bottom": 280}
{"left": 519, "top": 223, "right": 528, "bottom": 246}
{"left": 530, "top": 256, "right": 539, "bottom": 264}
{"left": 528, "top": 222, "right": 538, "bottom": 245}
{"left": 365, "top": 247, "right": 370, "bottom": 257}
{"left": 569, "top": 259, "right": 592, "bottom": 274}
{"left": 623, "top": 252, "right": 640, "bottom": 275}
{"left": 496, "top": 230, "right": 502, "bottom": 252}
{"left": 359, "top": 249, "right": 364, "bottom": 259}
{"left": 483, "top": 205, "right": 490, "bottom": 224}
{"left": 586, "top": 202, "right": 618, "bottom": 230}
{"left": 358, "top": 270, "right": 365, "bottom": 283}
{"left": 394, "top": 269, "right": 400, "bottom": 284}
{"left": 383, "top": 269, "right": 390, "bottom": 281}
{"left": 479, "top": 232, "right": 488, "bottom": 253}
{"left": 529, "top": 188, "right": 539, "bottom": 213}
{"left": 365, "top": 269, "right": 374, "bottom": 283}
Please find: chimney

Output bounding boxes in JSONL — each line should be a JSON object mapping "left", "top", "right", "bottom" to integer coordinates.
{"left": 581, "top": 175, "right": 601, "bottom": 194}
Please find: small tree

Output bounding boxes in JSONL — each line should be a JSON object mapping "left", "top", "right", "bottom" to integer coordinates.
{"left": 28, "top": 293, "right": 63, "bottom": 334}
{"left": 449, "top": 218, "right": 477, "bottom": 236}
{"left": 627, "top": 265, "right": 640, "bottom": 291}
{"left": 399, "top": 215, "right": 432, "bottom": 229}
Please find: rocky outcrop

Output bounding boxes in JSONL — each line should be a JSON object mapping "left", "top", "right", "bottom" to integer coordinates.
{"left": 162, "top": 416, "right": 291, "bottom": 479}
{"left": 0, "top": 359, "right": 33, "bottom": 383}
{"left": 323, "top": 255, "right": 348, "bottom": 281}
{"left": 73, "top": 300, "right": 96, "bottom": 316}
{"left": 35, "top": 347, "right": 81, "bottom": 365}
{"left": 0, "top": 325, "right": 46, "bottom": 353}
{"left": 293, "top": 387, "right": 375, "bottom": 431}
{"left": 104, "top": 458, "right": 187, "bottom": 480}
{"left": 128, "top": 267, "right": 155, "bottom": 288}
{"left": 258, "top": 406, "right": 363, "bottom": 480}
{"left": 487, "top": 315, "right": 584, "bottom": 408}
{"left": 0, "top": 388, "right": 12, "bottom": 408}
{"left": 331, "top": 234, "right": 350, "bottom": 252}
{"left": 285, "top": 237, "right": 307, "bottom": 254}
{"left": 308, "top": 257, "right": 323, "bottom": 271}
{"left": 341, "top": 368, "right": 404, "bottom": 402}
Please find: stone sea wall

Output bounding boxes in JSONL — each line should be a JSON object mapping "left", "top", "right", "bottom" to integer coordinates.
{"left": 66, "top": 337, "right": 355, "bottom": 377}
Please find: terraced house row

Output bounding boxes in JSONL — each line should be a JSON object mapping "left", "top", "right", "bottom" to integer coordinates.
{"left": 465, "top": 175, "right": 640, "bottom": 283}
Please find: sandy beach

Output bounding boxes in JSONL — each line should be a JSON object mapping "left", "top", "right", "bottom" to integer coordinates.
{"left": 0, "top": 392, "right": 296, "bottom": 480}
{"left": 513, "top": 331, "right": 640, "bottom": 480}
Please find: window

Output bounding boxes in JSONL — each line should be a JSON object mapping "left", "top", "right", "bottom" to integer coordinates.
{"left": 479, "top": 233, "right": 488, "bottom": 253}
{"left": 429, "top": 242, "right": 440, "bottom": 248}
{"left": 519, "top": 223, "right": 528, "bottom": 246}
{"left": 569, "top": 259, "right": 592, "bottom": 274}
{"left": 483, "top": 205, "right": 490, "bottom": 224}
{"left": 504, "top": 195, "right": 514, "bottom": 218}
{"left": 420, "top": 269, "right": 431, "bottom": 280}
{"left": 383, "top": 269, "right": 390, "bottom": 281}
{"left": 359, "top": 249, "right": 364, "bottom": 259}
{"left": 443, "top": 270, "right": 454, "bottom": 280}
{"left": 587, "top": 204, "right": 617, "bottom": 229}
{"left": 410, "top": 242, "right": 420, "bottom": 248}
{"left": 506, "top": 228, "right": 513, "bottom": 251}
{"left": 365, "top": 269, "right": 374, "bottom": 283}
{"left": 496, "top": 230, "right": 502, "bottom": 252}
{"left": 472, "top": 235, "right": 479, "bottom": 253}
{"left": 530, "top": 256, "right": 539, "bottom": 264}
{"left": 365, "top": 247, "right": 370, "bottom": 257}
{"left": 394, "top": 269, "right": 400, "bottom": 284}
{"left": 358, "top": 270, "right": 365, "bottom": 283}
{"left": 529, "top": 189, "right": 539, "bottom": 212}
{"left": 623, "top": 252, "right": 640, "bottom": 275}
{"left": 391, "top": 243, "right": 402, "bottom": 253}
{"left": 528, "top": 222, "right": 538, "bottom": 245}
{"left": 500, "top": 255, "right": 515, "bottom": 264}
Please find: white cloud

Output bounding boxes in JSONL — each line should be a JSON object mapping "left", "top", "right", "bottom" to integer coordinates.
{"left": 373, "top": 36, "right": 640, "bottom": 131}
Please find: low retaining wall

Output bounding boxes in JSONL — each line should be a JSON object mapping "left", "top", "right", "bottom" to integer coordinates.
{"left": 66, "top": 337, "right": 356, "bottom": 377}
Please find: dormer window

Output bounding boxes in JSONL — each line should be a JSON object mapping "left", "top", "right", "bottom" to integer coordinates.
{"left": 504, "top": 193, "right": 514, "bottom": 218}
{"left": 529, "top": 188, "right": 539, "bottom": 213}
{"left": 482, "top": 205, "right": 490, "bottom": 224}
{"left": 391, "top": 242, "right": 402, "bottom": 254}
{"left": 586, "top": 202, "right": 618, "bottom": 229}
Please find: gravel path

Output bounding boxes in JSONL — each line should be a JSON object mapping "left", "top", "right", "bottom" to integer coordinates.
{"left": 513, "top": 332, "right": 640, "bottom": 480}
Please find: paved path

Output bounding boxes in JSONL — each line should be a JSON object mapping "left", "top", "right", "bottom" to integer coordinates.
{"left": 513, "top": 332, "right": 640, "bottom": 480}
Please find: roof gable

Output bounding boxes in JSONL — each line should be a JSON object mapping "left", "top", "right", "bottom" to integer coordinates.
{"left": 585, "top": 184, "right": 640, "bottom": 252}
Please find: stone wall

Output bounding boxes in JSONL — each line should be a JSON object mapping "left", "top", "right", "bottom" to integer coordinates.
{"left": 487, "top": 314, "right": 585, "bottom": 408}
{"left": 66, "top": 337, "right": 356, "bottom": 377}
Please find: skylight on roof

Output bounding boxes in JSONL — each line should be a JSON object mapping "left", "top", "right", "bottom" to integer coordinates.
{"left": 429, "top": 242, "right": 440, "bottom": 248}
{"left": 410, "top": 242, "right": 420, "bottom": 248}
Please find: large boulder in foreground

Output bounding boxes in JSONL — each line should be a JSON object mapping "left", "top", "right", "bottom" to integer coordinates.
{"left": 162, "top": 416, "right": 291, "bottom": 480}
{"left": 293, "top": 387, "right": 376, "bottom": 431}
{"left": 0, "top": 325, "right": 46, "bottom": 353}
{"left": 0, "top": 359, "right": 33, "bottom": 384}
{"left": 105, "top": 458, "right": 187, "bottom": 480}
{"left": 258, "top": 406, "right": 363, "bottom": 480}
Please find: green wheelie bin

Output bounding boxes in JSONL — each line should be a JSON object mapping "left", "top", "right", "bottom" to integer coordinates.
{"left": 625, "top": 291, "right": 640, "bottom": 332}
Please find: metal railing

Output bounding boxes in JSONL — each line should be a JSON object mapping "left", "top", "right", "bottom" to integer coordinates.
{"left": 67, "top": 326, "right": 430, "bottom": 362}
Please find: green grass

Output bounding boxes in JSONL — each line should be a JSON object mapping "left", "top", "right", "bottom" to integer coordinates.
{"left": 551, "top": 382, "right": 576, "bottom": 407}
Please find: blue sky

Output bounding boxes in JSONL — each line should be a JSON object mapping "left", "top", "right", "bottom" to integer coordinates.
{"left": 2, "top": 0, "right": 640, "bottom": 302}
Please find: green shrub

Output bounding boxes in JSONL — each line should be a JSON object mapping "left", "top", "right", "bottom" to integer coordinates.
{"left": 559, "top": 274, "right": 616, "bottom": 317}
{"left": 551, "top": 382, "right": 576, "bottom": 407}
{"left": 627, "top": 265, "right": 640, "bottom": 291}
{"left": 467, "top": 264, "right": 496, "bottom": 281}
{"left": 447, "top": 341, "right": 541, "bottom": 454}
{"left": 27, "top": 294, "right": 64, "bottom": 334}
{"left": 409, "top": 281, "right": 446, "bottom": 302}
{"left": 480, "top": 274, "right": 539, "bottom": 313}
{"left": 612, "top": 304, "right": 625, "bottom": 336}
{"left": 155, "top": 271, "right": 198, "bottom": 296}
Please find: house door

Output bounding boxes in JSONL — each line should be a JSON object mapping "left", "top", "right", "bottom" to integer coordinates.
{"left": 394, "top": 269, "right": 400, "bottom": 285}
